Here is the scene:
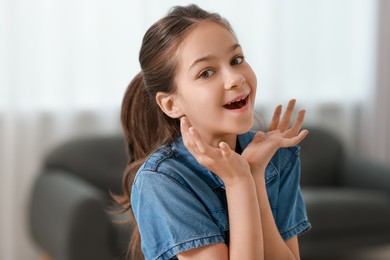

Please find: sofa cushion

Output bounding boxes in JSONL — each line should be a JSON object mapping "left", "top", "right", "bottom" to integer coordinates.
{"left": 302, "top": 187, "right": 390, "bottom": 238}
{"left": 44, "top": 135, "right": 127, "bottom": 194}
{"left": 300, "top": 127, "right": 344, "bottom": 186}
{"left": 29, "top": 171, "right": 113, "bottom": 260}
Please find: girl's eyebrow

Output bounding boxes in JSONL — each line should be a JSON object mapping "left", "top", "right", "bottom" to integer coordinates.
{"left": 189, "top": 43, "right": 241, "bottom": 71}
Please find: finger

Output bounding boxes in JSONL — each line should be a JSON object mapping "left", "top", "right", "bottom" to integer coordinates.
{"left": 180, "top": 117, "right": 191, "bottom": 143}
{"left": 180, "top": 117, "right": 190, "bottom": 133}
{"left": 268, "top": 105, "right": 282, "bottom": 131}
{"left": 180, "top": 117, "right": 198, "bottom": 152}
{"left": 293, "top": 129, "right": 309, "bottom": 144}
{"left": 282, "top": 129, "right": 309, "bottom": 147}
{"left": 180, "top": 117, "right": 189, "bottom": 144}
{"left": 285, "top": 109, "right": 306, "bottom": 137}
{"left": 252, "top": 131, "right": 267, "bottom": 143}
{"left": 219, "top": 141, "right": 232, "bottom": 158}
{"left": 189, "top": 127, "right": 208, "bottom": 154}
{"left": 278, "top": 99, "right": 296, "bottom": 132}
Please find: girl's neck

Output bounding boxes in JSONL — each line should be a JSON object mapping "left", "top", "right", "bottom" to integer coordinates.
{"left": 202, "top": 132, "right": 238, "bottom": 151}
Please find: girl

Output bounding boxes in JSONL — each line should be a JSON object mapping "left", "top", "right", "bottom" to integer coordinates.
{"left": 117, "top": 4, "right": 311, "bottom": 260}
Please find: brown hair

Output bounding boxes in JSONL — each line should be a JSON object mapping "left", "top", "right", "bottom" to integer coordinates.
{"left": 114, "top": 4, "right": 233, "bottom": 259}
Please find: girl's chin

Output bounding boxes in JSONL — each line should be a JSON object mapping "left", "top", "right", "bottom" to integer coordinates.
{"left": 232, "top": 119, "right": 254, "bottom": 134}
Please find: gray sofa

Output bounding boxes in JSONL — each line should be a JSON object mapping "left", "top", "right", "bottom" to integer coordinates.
{"left": 298, "top": 128, "right": 390, "bottom": 258}
{"left": 28, "top": 127, "right": 390, "bottom": 260}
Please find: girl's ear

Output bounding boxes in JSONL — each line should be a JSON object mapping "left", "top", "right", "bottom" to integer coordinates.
{"left": 156, "top": 92, "right": 183, "bottom": 118}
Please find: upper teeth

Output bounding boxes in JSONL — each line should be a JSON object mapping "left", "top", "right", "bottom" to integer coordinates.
{"left": 226, "top": 96, "right": 245, "bottom": 105}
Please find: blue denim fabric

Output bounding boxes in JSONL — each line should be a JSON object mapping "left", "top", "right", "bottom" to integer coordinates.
{"left": 131, "top": 131, "right": 311, "bottom": 260}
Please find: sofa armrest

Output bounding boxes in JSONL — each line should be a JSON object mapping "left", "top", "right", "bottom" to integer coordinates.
{"left": 342, "top": 157, "right": 390, "bottom": 193}
{"left": 29, "top": 170, "right": 114, "bottom": 260}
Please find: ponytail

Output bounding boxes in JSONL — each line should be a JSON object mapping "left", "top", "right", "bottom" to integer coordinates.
{"left": 121, "top": 71, "right": 180, "bottom": 162}
{"left": 122, "top": 72, "right": 156, "bottom": 160}
{"left": 116, "top": 71, "right": 180, "bottom": 259}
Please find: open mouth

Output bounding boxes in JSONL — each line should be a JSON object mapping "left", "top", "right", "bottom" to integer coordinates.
{"left": 223, "top": 95, "right": 249, "bottom": 110}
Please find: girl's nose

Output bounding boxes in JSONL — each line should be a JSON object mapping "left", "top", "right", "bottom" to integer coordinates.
{"left": 224, "top": 70, "right": 246, "bottom": 89}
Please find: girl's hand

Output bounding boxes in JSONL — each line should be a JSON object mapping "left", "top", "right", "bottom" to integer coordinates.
{"left": 242, "top": 99, "right": 309, "bottom": 175}
{"left": 180, "top": 117, "right": 251, "bottom": 186}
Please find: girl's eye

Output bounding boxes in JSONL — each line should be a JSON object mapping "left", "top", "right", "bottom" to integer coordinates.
{"left": 199, "top": 69, "right": 215, "bottom": 79}
{"left": 231, "top": 56, "right": 244, "bottom": 65}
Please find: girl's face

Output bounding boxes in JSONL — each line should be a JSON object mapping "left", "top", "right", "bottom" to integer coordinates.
{"left": 166, "top": 22, "right": 257, "bottom": 146}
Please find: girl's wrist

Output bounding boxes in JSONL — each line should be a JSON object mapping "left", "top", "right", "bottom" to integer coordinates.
{"left": 223, "top": 172, "right": 254, "bottom": 189}
{"left": 251, "top": 165, "right": 267, "bottom": 178}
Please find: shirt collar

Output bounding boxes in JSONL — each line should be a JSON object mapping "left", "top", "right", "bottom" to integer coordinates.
{"left": 171, "top": 131, "right": 256, "bottom": 189}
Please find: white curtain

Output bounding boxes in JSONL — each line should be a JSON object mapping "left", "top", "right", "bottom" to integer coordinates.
{"left": 362, "top": 0, "right": 390, "bottom": 165}
{"left": 0, "top": 0, "right": 380, "bottom": 259}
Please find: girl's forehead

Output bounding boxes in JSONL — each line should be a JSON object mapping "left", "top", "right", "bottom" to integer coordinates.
{"left": 176, "top": 22, "right": 239, "bottom": 67}
{"left": 182, "top": 22, "right": 236, "bottom": 48}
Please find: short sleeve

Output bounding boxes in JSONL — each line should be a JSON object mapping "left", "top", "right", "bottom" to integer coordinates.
{"left": 272, "top": 146, "right": 311, "bottom": 240}
{"left": 131, "top": 171, "right": 225, "bottom": 260}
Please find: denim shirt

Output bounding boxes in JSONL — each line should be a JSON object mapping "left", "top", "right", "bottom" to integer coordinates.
{"left": 131, "top": 131, "right": 311, "bottom": 260}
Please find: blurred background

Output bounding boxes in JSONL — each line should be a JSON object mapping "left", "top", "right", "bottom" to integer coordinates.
{"left": 1, "top": 0, "right": 389, "bottom": 259}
